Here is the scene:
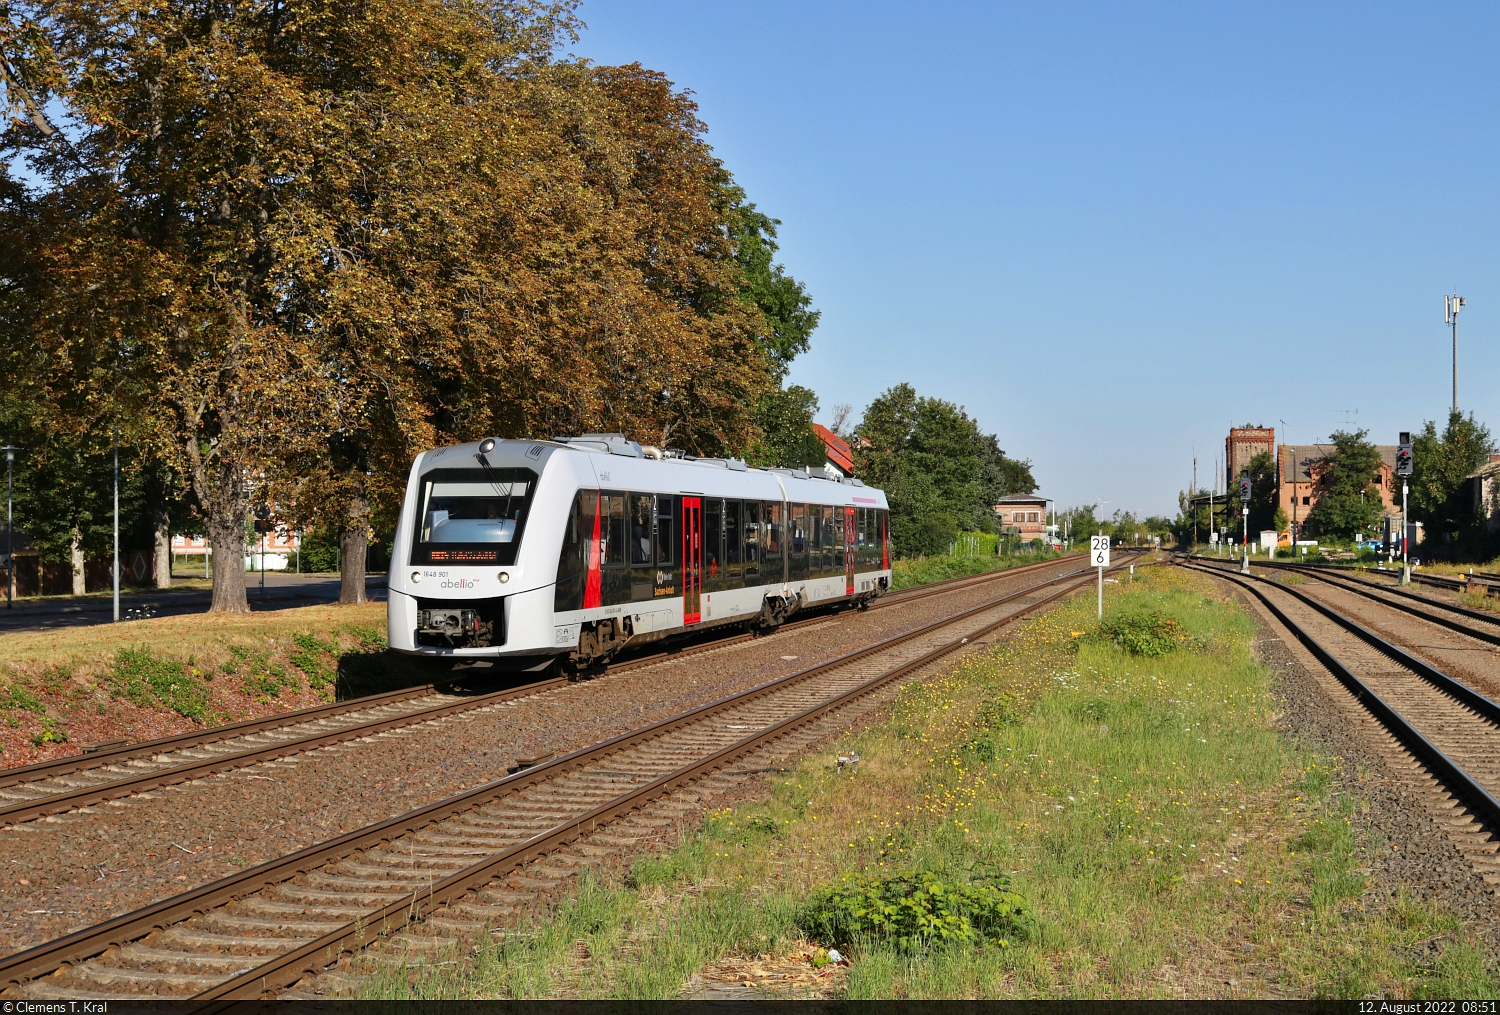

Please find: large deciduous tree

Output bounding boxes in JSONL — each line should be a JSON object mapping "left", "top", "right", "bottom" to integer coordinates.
{"left": 854, "top": 384, "right": 1034, "bottom": 557}
{"left": 6, "top": 0, "right": 799, "bottom": 609}
{"left": 1410, "top": 410, "right": 1494, "bottom": 554}
{"left": 750, "top": 385, "right": 826, "bottom": 469}
{"left": 1306, "top": 429, "right": 1383, "bottom": 541}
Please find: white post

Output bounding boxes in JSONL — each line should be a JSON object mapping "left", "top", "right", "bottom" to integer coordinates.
{"left": 1240, "top": 506, "right": 1250, "bottom": 573}
{"left": 1091, "top": 534, "right": 1109, "bottom": 619}
{"left": 1401, "top": 481, "right": 1410, "bottom": 584}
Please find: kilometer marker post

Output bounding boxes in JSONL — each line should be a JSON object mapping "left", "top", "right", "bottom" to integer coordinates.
{"left": 1091, "top": 534, "right": 1110, "bottom": 620}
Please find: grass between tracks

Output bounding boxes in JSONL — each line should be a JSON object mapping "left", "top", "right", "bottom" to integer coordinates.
{"left": 0, "top": 602, "right": 413, "bottom": 766}
{"left": 890, "top": 548, "right": 1071, "bottom": 590}
{"left": 371, "top": 565, "right": 1495, "bottom": 1000}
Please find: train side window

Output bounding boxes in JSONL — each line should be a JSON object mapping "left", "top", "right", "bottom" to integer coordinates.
{"left": 743, "top": 501, "right": 760, "bottom": 576}
{"left": 856, "top": 508, "right": 866, "bottom": 547}
{"left": 705, "top": 499, "right": 723, "bottom": 579}
{"left": 726, "top": 500, "right": 743, "bottom": 573}
{"left": 603, "top": 494, "right": 625, "bottom": 566}
{"left": 764, "top": 502, "right": 783, "bottom": 563}
{"left": 656, "top": 495, "right": 675, "bottom": 566}
{"left": 790, "top": 503, "right": 807, "bottom": 555}
{"left": 629, "top": 494, "right": 653, "bottom": 566}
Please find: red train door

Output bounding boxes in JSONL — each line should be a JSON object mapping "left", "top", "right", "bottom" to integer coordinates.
{"left": 683, "top": 497, "right": 702, "bottom": 624}
{"left": 844, "top": 505, "right": 856, "bottom": 596}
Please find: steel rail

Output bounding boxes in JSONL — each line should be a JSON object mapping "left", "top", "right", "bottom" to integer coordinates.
{"left": 0, "top": 556, "right": 1138, "bottom": 997}
{"left": 202, "top": 569, "right": 1115, "bottom": 1002}
{"left": 0, "top": 550, "right": 1091, "bottom": 792}
{"left": 1183, "top": 562, "right": 1500, "bottom": 828}
{"left": 0, "top": 554, "right": 1106, "bottom": 826}
{"left": 0, "top": 682, "right": 468, "bottom": 792}
{"left": 1248, "top": 559, "right": 1500, "bottom": 631}
{"left": 1239, "top": 561, "right": 1500, "bottom": 646}
{"left": 1190, "top": 554, "right": 1500, "bottom": 639}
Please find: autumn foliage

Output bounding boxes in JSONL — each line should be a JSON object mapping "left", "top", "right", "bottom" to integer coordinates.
{"left": 1, "top": 0, "right": 785, "bottom": 610}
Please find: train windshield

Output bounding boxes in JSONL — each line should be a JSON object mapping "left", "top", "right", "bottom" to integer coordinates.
{"left": 411, "top": 467, "right": 537, "bottom": 565}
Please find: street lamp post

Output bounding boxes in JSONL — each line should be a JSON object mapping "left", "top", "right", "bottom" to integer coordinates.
{"left": 3, "top": 446, "right": 16, "bottom": 609}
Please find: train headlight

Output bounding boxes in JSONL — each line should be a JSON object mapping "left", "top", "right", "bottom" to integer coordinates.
{"left": 498, "top": 571, "right": 510, "bottom": 583}
{"left": 411, "top": 571, "right": 421, "bottom": 583}
{"left": 478, "top": 437, "right": 497, "bottom": 454}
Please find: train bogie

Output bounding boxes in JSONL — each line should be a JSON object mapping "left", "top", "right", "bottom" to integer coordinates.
{"left": 387, "top": 434, "right": 891, "bottom": 668}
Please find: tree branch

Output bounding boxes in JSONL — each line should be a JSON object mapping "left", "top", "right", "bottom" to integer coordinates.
{"left": 0, "top": 48, "right": 56, "bottom": 136}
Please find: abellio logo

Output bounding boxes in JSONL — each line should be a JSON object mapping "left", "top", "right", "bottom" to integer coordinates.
{"left": 440, "top": 577, "right": 480, "bottom": 590}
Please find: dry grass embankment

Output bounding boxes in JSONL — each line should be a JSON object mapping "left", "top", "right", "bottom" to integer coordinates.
{"left": 0, "top": 602, "right": 418, "bottom": 767}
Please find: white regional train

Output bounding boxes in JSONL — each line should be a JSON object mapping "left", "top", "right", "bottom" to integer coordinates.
{"left": 387, "top": 434, "right": 892, "bottom": 670}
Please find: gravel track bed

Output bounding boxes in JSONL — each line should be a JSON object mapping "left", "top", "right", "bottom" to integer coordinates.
{"left": 1269, "top": 563, "right": 1500, "bottom": 617}
{"left": 1270, "top": 574, "right": 1500, "bottom": 700}
{"left": 1226, "top": 581, "right": 1500, "bottom": 950}
{"left": 0, "top": 558, "right": 1087, "bottom": 956}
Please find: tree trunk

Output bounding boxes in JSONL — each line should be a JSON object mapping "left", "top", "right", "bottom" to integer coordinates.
{"left": 339, "top": 497, "right": 368, "bottom": 605}
{"left": 153, "top": 502, "right": 172, "bottom": 589}
{"left": 206, "top": 509, "right": 249, "bottom": 612}
{"left": 70, "top": 526, "right": 86, "bottom": 595}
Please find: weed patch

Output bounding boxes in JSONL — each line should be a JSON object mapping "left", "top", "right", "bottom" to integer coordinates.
{"left": 802, "top": 867, "right": 1031, "bottom": 953}
{"left": 892, "top": 549, "right": 1070, "bottom": 591}
{"left": 1098, "top": 607, "right": 1188, "bottom": 656}
{"left": 111, "top": 646, "right": 212, "bottom": 721}
{"left": 1, "top": 683, "right": 46, "bottom": 713}
{"left": 30, "top": 716, "right": 66, "bottom": 746}
{"left": 290, "top": 633, "right": 338, "bottom": 693}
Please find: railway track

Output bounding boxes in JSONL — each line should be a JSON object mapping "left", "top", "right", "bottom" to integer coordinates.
{"left": 1199, "top": 551, "right": 1500, "bottom": 594}
{"left": 0, "top": 552, "right": 1104, "bottom": 828}
{"left": 1242, "top": 559, "right": 1500, "bottom": 645}
{"left": 1182, "top": 560, "right": 1500, "bottom": 880}
{"left": 0, "top": 553, "right": 1137, "bottom": 999}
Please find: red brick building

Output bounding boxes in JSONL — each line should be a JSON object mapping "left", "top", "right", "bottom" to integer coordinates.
{"left": 993, "top": 494, "right": 1050, "bottom": 543}
{"left": 1279, "top": 443, "right": 1401, "bottom": 528}
{"left": 1226, "top": 426, "right": 1275, "bottom": 478}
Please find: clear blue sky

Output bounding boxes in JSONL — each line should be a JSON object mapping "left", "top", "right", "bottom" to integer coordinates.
{"left": 574, "top": 1, "right": 1500, "bottom": 518}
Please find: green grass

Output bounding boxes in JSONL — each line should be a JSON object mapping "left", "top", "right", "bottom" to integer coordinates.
{"left": 892, "top": 547, "right": 1073, "bottom": 590}
{"left": 370, "top": 565, "right": 1495, "bottom": 999}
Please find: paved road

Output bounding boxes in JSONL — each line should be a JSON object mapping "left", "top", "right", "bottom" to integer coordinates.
{"left": 0, "top": 573, "right": 388, "bottom": 633}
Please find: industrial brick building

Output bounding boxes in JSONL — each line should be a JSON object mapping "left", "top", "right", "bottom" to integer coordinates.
{"left": 1226, "top": 426, "right": 1275, "bottom": 477}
